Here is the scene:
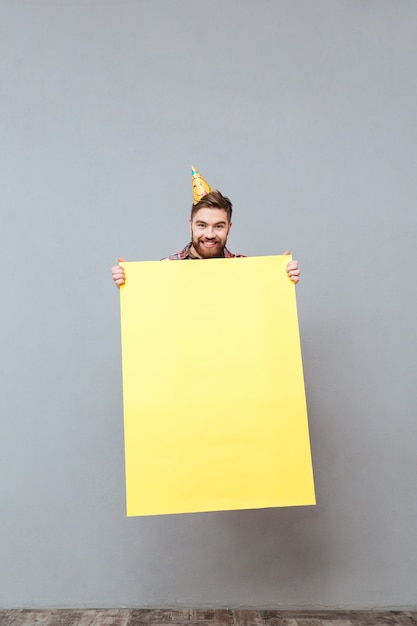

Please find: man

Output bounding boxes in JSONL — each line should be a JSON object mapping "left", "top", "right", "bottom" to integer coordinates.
{"left": 111, "top": 168, "right": 300, "bottom": 286}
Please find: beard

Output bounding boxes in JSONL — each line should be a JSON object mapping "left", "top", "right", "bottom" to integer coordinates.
{"left": 192, "top": 236, "right": 226, "bottom": 259}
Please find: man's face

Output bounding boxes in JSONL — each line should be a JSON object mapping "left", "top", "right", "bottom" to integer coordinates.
{"left": 189, "top": 208, "right": 232, "bottom": 259}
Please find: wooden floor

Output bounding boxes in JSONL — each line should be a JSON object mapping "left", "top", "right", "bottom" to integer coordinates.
{"left": 0, "top": 609, "right": 416, "bottom": 626}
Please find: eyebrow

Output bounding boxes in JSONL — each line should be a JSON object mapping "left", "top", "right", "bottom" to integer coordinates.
{"left": 195, "top": 220, "right": 227, "bottom": 225}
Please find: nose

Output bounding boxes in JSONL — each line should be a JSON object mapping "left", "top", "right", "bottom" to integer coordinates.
{"left": 205, "top": 226, "right": 215, "bottom": 238}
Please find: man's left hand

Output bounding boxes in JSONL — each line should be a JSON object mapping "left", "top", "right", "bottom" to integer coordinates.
{"left": 284, "top": 250, "right": 300, "bottom": 284}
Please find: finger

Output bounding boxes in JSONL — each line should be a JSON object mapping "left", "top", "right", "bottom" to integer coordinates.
{"left": 283, "top": 250, "right": 291, "bottom": 256}
{"left": 118, "top": 257, "right": 126, "bottom": 263}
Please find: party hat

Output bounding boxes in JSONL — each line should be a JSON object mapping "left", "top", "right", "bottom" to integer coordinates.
{"left": 191, "top": 165, "right": 213, "bottom": 205}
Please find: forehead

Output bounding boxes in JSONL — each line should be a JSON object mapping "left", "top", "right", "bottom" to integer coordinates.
{"left": 191, "top": 207, "right": 229, "bottom": 223}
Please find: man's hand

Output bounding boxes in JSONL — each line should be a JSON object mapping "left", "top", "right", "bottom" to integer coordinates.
{"left": 284, "top": 250, "right": 300, "bottom": 284}
{"left": 111, "top": 257, "right": 126, "bottom": 288}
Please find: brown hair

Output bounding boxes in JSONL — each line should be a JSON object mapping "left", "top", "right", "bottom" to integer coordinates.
{"left": 191, "top": 190, "right": 233, "bottom": 222}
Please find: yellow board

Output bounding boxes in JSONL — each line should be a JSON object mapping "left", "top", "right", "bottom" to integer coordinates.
{"left": 120, "top": 256, "right": 315, "bottom": 516}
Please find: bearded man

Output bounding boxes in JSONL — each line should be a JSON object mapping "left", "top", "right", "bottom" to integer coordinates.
{"left": 111, "top": 168, "right": 300, "bottom": 286}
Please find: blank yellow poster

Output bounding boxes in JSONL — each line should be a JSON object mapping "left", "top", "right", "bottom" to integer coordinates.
{"left": 120, "top": 255, "right": 315, "bottom": 516}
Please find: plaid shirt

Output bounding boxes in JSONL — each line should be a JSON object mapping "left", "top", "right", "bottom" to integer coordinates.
{"left": 164, "top": 243, "right": 246, "bottom": 260}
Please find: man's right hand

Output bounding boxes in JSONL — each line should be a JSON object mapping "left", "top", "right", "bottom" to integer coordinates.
{"left": 111, "top": 257, "right": 126, "bottom": 288}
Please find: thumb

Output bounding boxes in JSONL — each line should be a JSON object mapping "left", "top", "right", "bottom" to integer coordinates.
{"left": 118, "top": 257, "right": 126, "bottom": 263}
{"left": 283, "top": 250, "right": 291, "bottom": 256}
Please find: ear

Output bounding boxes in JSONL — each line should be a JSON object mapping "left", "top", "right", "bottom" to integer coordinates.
{"left": 189, "top": 217, "right": 192, "bottom": 232}
{"left": 228, "top": 221, "right": 232, "bottom": 233}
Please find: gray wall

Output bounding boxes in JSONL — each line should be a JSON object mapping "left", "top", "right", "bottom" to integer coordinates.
{"left": 1, "top": 0, "right": 416, "bottom": 610}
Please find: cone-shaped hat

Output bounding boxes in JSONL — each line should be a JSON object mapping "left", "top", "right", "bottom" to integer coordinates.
{"left": 191, "top": 165, "right": 213, "bottom": 205}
